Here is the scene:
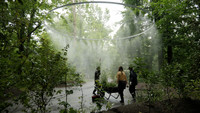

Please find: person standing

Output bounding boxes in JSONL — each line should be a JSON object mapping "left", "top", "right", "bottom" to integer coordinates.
{"left": 128, "top": 67, "right": 138, "bottom": 101}
{"left": 116, "top": 66, "right": 127, "bottom": 103}
{"left": 93, "top": 67, "right": 101, "bottom": 95}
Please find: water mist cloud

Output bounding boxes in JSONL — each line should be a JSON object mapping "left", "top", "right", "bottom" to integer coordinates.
{"left": 44, "top": 2, "right": 161, "bottom": 80}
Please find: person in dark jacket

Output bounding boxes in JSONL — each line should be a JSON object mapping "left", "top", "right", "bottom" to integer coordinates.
{"left": 128, "top": 67, "right": 138, "bottom": 100}
{"left": 93, "top": 67, "right": 101, "bottom": 95}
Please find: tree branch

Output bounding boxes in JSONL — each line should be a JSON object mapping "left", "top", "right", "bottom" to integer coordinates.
{"left": 27, "top": 22, "right": 41, "bottom": 38}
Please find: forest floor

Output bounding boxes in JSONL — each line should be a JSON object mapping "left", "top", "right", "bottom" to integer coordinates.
{"left": 102, "top": 82, "right": 200, "bottom": 113}
{"left": 102, "top": 98, "right": 200, "bottom": 113}
{"left": 5, "top": 80, "right": 200, "bottom": 113}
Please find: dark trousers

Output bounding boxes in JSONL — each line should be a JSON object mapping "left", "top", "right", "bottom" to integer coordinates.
{"left": 93, "top": 84, "right": 98, "bottom": 95}
{"left": 93, "top": 88, "right": 97, "bottom": 95}
{"left": 118, "top": 88, "right": 125, "bottom": 102}
{"left": 129, "top": 84, "right": 136, "bottom": 98}
{"left": 118, "top": 81, "right": 126, "bottom": 102}
{"left": 93, "top": 81, "right": 99, "bottom": 95}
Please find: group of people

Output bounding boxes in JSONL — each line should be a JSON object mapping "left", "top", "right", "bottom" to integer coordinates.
{"left": 93, "top": 66, "right": 138, "bottom": 103}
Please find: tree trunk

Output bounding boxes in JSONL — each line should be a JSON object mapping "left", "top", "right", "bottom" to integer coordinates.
{"left": 167, "top": 43, "right": 172, "bottom": 64}
{"left": 158, "top": 39, "right": 163, "bottom": 70}
{"left": 17, "top": 2, "right": 26, "bottom": 75}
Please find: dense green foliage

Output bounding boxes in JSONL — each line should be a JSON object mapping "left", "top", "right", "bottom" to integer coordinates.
{"left": 123, "top": 0, "right": 200, "bottom": 100}
{"left": 0, "top": 0, "right": 82, "bottom": 112}
{"left": 0, "top": 0, "right": 199, "bottom": 112}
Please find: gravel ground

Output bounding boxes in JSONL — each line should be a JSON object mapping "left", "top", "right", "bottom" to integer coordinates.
{"left": 5, "top": 80, "right": 143, "bottom": 113}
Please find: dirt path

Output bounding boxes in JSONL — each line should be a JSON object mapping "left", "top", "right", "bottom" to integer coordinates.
{"left": 51, "top": 80, "right": 135, "bottom": 112}
{"left": 6, "top": 80, "right": 139, "bottom": 113}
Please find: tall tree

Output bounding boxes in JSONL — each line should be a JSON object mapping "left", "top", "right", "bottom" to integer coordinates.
{"left": 0, "top": 0, "right": 70, "bottom": 112}
{"left": 123, "top": 0, "right": 200, "bottom": 98}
